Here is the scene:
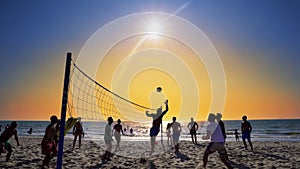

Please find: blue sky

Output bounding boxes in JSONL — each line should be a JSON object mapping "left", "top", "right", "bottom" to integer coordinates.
{"left": 0, "top": 0, "right": 299, "bottom": 120}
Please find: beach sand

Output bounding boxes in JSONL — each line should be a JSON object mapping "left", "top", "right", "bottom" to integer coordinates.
{"left": 1, "top": 136, "right": 300, "bottom": 168}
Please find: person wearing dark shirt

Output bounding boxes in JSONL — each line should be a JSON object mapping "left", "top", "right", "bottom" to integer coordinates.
{"left": 241, "top": 115, "right": 253, "bottom": 151}
{"left": 0, "top": 121, "right": 20, "bottom": 162}
{"left": 187, "top": 117, "right": 199, "bottom": 144}
{"left": 41, "top": 115, "right": 59, "bottom": 168}
{"left": 146, "top": 100, "right": 169, "bottom": 155}
{"left": 216, "top": 113, "right": 226, "bottom": 140}
{"left": 72, "top": 117, "right": 84, "bottom": 149}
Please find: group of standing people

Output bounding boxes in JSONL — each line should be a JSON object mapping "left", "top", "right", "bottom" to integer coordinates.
{"left": 0, "top": 107, "right": 254, "bottom": 169}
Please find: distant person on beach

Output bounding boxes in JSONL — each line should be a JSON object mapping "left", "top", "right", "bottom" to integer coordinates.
{"left": 216, "top": 113, "right": 226, "bottom": 140}
{"left": 113, "top": 119, "right": 124, "bottom": 152}
{"left": 202, "top": 113, "right": 232, "bottom": 169}
{"left": 72, "top": 117, "right": 84, "bottom": 149}
{"left": 130, "top": 128, "right": 133, "bottom": 135}
{"left": 187, "top": 117, "right": 199, "bottom": 144}
{"left": 41, "top": 115, "right": 59, "bottom": 168}
{"left": 234, "top": 129, "right": 240, "bottom": 141}
{"left": 0, "top": 121, "right": 20, "bottom": 162}
{"left": 146, "top": 99, "right": 169, "bottom": 155}
{"left": 166, "top": 123, "right": 172, "bottom": 146}
{"left": 102, "top": 117, "right": 113, "bottom": 161}
{"left": 28, "top": 127, "right": 33, "bottom": 135}
{"left": 171, "top": 117, "right": 182, "bottom": 153}
{"left": 0, "top": 125, "right": 2, "bottom": 132}
{"left": 241, "top": 115, "right": 253, "bottom": 151}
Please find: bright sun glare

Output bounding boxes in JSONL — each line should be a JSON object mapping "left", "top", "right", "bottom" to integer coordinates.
{"left": 147, "top": 20, "right": 161, "bottom": 34}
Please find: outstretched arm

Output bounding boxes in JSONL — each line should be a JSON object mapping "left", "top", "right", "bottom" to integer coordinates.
{"left": 145, "top": 111, "right": 154, "bottom": 117}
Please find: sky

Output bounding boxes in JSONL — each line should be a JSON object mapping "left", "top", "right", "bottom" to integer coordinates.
{"left": 0, "top": 0, "right": 299, "bottom": 121}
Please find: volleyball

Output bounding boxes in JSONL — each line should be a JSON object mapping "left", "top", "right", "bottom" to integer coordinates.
{"left": 156, "top": 87, "right": 162, "bottom": 93}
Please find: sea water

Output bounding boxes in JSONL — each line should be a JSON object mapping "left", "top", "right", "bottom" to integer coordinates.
{"left": 0, "top": 119, "right": 299, "bottom": 142}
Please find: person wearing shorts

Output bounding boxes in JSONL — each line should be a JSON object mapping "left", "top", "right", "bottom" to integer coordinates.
{"left": 202, "top": 113, "right": 232, "bottom": 169}
{"left": 0, "top": 121, "right": 20, "bottom": 162}
{"left": 146, "top": 100, "right": 169, "bottom": 155}
{"left": 241, "top": 115, "right": 253, "bottom": 151}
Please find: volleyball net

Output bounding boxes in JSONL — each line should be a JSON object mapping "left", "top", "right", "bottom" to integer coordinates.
{"left": 67, "top": 56, "right": 155, "bottom": 122}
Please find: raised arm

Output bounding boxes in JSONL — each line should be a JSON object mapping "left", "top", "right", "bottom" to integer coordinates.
{"left": 161, "top": 100, "right": 169, "bottom": 116}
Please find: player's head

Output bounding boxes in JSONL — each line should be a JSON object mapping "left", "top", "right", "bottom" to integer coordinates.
{"left": 107, "top": 117, "right": 113, "bottom": 124}
{"left": 172, "top": 116, "right": 176, "bottom": 122}
{"left": 191, "top": 117, "right": 194, "bottom": 121}
{"left": 216, "top": 113, "right": 222, "bottom": 120}
{"left": 242, "top": 115, "right": 247, "bottom": 121}
{"left": 10, "top": 121, "right": 17, "bottom": 128}
{"left": 207, "top": 113, "right": 216, "bottom": 122}
{"left": 50, "top": 115, "right": 58, "bottom": 124}
{"left": 78, "top": 117, "right": 81, "bottom": 122}
{"left": 117, "top": 119, "right": 121, "bottom": 124}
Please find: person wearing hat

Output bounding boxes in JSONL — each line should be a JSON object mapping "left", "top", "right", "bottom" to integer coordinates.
{"left": 0, "top": 121, "right": 20, "bottom": 162}
{"left": 241, "top": 115, "right": 253, "bottom": 151}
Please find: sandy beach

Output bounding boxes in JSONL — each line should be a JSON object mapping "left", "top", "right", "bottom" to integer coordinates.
{"left": 1, "top": 136, "right": 300, "bottom": 168}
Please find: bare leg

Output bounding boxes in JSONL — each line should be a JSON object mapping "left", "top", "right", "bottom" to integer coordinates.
{"left": 242, "top": 139, "right": 248, "bottom": 150}
{"left": 203, "top": 150, "right": 210, "bottom": 168}
{"left": 248, "top": 139, "right": 253, "bottom": 151}
{"left": 6, "top": 149, "right": 12, "bottom": 162}
{"left": 220, "top": 154, "right": 233, "bottom": 169}
{"left": 150, "top": 136, "right": 156, "bottom": 154}
{"left": 73, "top": 135, "right": 77, "bottom": 149}
{"left": 194, "top": 134, "right": 198, "bottom": 144}
{"left": 191, "top": 134, "right": 194, "bottom": 144}
{"left": 78, "top": 135, "right": 82, "bottom": 148}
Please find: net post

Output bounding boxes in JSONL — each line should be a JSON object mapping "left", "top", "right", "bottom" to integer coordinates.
{"left": 57, "top": 52, "right": 72, "bottom": 169}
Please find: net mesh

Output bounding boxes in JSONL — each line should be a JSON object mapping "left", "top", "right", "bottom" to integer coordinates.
{"left": 67, "top": 60, "right": 154, "bottom": 121}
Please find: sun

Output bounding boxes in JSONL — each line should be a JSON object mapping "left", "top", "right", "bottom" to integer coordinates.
{"left": 147, "top": 20, "right": 162, "bottom": 34}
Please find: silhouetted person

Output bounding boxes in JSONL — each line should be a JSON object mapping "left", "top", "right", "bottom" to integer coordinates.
{"left": 202, "top": 113, "right": 232, "bottom": 169}
{"left": 187, "top": 117, "right": 199, "bottom": 144}
{"left": 73, "top": 117, "right": 84, "bottom": 149}
{"left": 241, "top": 115, "right": 253, "bottom": 151}
{"left": 171, "top": 117, "right": 182, "bottom": 153}
{"left": 102, "top": 117, "right": 113, "bottom": 161}
{"left": 0, "top": 121, "right": 20, "bottom": 162}
{"left": 113, "top": 119, "right": 124, "bottom": 152}
{"left": 216, "top": 113, "right": 226, "bottom": 140}
{"left": 234, "top": 129, "right": 240, "bottom": 141}
{"left": 146, "top": 100, "right": 169, "bottom": 155}
{"left": 41, "top": 115, "right": 59, "bottom": 168}
{"left": 0, "top": 125, "right": 2, "bottom": 132}
{"left": 28, "top": 127, "right": 33, "bottom": 135}
{"left": 166, "top": 123, "right": 172, "bottom": 146}
{"left": 130, "top": 128, "right": 133, "bottom": 135}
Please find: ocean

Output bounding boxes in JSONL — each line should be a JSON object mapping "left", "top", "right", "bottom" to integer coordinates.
{"left": 0, "top": 119, "right": 299, "bottom": 142}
